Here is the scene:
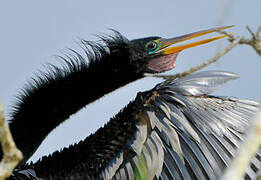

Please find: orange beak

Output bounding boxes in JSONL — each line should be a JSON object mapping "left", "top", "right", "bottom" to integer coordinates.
{"left": 155, "top": 26, "right": 233, "bottom": 55}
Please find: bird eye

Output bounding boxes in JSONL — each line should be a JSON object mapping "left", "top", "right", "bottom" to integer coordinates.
{"left": 146, "top": 41, "right": 158, "bottom": 52}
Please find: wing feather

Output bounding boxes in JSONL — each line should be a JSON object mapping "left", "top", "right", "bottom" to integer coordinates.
{"left": 103, "top": 71, "right": 260, "bottom": 179}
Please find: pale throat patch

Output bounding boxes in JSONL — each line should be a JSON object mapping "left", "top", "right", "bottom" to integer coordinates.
{"left": 147, "top": 52, "right": 179, "bottom": 73}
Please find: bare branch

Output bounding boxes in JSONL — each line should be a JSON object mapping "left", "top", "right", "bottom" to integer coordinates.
{"left": 218, "top": 26, "right": 261, "bottom": 57}
{"left": 0, "top": 101, "right": 23, "bottom": 180}
{"left": 216, "top": 0, "right": 228, "bottom": 52}
{"left": 246, "top": 26, "right": 256, "bottom": 40}
{"left": 256, "top": 26, "right": 261, "bottom": 38}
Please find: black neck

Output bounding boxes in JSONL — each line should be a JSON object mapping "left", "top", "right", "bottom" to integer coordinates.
{"left": 8, "top": 41, "right": 143, "bottom": 164}
{"left": 29, "top": 95, "right": 144, "bottom": 179}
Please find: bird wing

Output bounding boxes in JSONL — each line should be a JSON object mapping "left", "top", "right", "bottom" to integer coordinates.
{"left": 11, "top": 71, "right": 260, "bottom": 180}
{"left": 104, "top": 71, "right": 260, "bottom": 180}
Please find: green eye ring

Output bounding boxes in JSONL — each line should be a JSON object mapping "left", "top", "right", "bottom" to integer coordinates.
{"left": 146, "top": 41, "right": 158, "bottom": 53}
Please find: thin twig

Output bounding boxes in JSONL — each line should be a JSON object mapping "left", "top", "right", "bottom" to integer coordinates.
{"left": 215, "top": 29, "right": 236, "bottom": 41}
{"left": 256, "top": 26, "right": 261, "bottom": 38}
{"left": 216, "top": 0, "right": 229, "bottom": 52}
{"left": 246, "top": 26, "right": 256, "bottom": 40}
{"left": 0, "top": 101, "right": 23, "bottom": 180}
{"left": 145, "top": 37, "right": 241, "bottom": 81}
{"left": 221, "top": 107, "right": 261, "bottom": 180}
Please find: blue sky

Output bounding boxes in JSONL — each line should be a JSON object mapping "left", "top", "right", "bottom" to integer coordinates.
{"left": 0, "top": 0, "right": 260, "bottom": 162}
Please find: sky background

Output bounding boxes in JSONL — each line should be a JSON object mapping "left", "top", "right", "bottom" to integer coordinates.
{"left": 0, "top": 0, "right": 261, "bottom": 163}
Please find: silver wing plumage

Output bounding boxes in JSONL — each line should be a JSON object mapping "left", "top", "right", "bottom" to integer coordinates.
{"left": 109, "top": 71, "right": 260, "bottom": 180}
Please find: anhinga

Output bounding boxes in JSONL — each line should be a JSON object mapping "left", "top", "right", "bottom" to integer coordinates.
{"left": 2, "top": 26, "right": 260, "bottom": 179}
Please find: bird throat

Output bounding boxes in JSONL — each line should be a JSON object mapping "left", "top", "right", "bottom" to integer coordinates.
{"left": 147, "top": 52, "right": 179, "bottom": 73}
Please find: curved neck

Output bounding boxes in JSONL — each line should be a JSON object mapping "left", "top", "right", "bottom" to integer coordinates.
{"left": 30, "top": 98, "right": 142, "bottom": 179}
{"left": 9, "top": 50, "right": 143, "bottom": 164}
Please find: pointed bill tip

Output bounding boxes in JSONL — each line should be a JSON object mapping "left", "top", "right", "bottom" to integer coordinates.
{"left": 157, "top": 26, "right": 234, "bottom": 55}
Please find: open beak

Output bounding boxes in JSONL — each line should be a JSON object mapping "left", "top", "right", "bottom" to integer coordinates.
{"left": 156, "top": 26, "right": 233, "bottom": 55}
{"left": 146, "top": 26, "right": 233, "bottom": 73}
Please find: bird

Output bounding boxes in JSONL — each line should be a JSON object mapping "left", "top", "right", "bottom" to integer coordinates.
{"left": 2, "top": 26, "right": 260, "bottom": 179}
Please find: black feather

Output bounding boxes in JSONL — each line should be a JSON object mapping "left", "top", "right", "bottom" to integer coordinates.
{"left": 5, "top": 31, "right": 144, "bottom": 165}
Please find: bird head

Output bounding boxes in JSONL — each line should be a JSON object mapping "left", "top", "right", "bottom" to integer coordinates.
{"left": 128, "top": 26, "right": 232, "bottom": 74}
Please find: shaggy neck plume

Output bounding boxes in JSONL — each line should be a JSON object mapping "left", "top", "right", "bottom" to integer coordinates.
{"left": 7, "top": 35, "right": 143, "bottom": 165}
